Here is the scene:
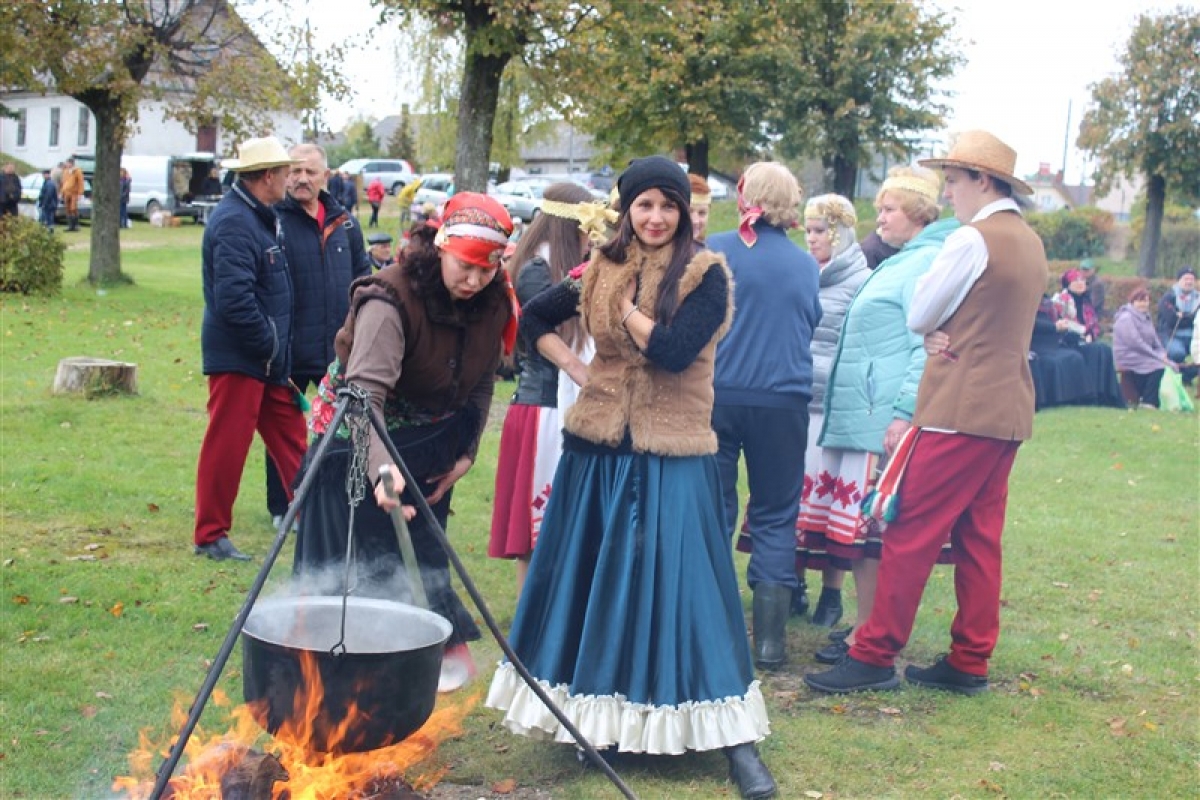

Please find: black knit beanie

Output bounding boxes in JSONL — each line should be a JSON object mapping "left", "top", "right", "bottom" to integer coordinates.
{"left": 617, "top": 155, "right": 690, "bottom": 212}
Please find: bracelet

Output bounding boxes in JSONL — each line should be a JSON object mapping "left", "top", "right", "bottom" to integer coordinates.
{"left": 621, "top": 306, "right": 638, "bottom": 325}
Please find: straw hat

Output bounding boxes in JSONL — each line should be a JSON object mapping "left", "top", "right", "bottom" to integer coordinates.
{"left": 919, "top": 130, "right": 1032, "bottom": 195}
{"left": 220, "top": 136, "right": 301, "bottom": 172}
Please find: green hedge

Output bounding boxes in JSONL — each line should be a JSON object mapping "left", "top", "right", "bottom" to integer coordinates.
{"left": 0, "top": 215, "right": 65, "bottom": 295}
{"left": 1027, "top": 207, "right": 1114, "bottom": 260}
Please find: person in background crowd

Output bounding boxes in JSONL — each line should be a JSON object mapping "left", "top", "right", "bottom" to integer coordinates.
{"left": 296, "top": 193, "right": 515, "bottom": 693}
{"left": 806, "top": 130, "right": 1047, "bottom": 696}
{"left": 859, "top": 230, "right": 900, "bottom": 270}
{"left": 787, "top": 194, "right": 871, "bottom": 626}
{"left": 194, "top": 137, "right": 306, "bottom": 562}
{"left": 1078, "top": 258, "right": 1106, "bottom": 322}
{"left": 1027, "top": 293, "right": 1090, "bottom": 410}
{"left": 1157, "top": 266, "right": 1198, "bottom": 382}
{"left": 1114, "top": 286, "right": 1178, "bottom": 409}
{"left": 688, "top": 172, "right": 712, "bottom": 244}
{"left": 396, "top": 177, "right": 422, "bottom": 226}
{"left": 119, "top": 167, "right": 132, "bottom": 229}
{"left": 1051, "top": 268, "right": 1125, "bottom": 407}
{"left": 366, "top": 176, "right": 386, "bottom": 228}
{"left": 339, "top": 170, "right": 358, "bottom": 216}
{"left": 37, "top": 169, "right": 58, "bottom": 231}
{"left": 263, "top": 143, "right": 370, "bottom": 529}
{"left": 799, "top": 166, "right": 956, "bottom": 664}
{"left": 367, "top": 232, "right": 396, "bottom": 270}
{"left": 199, "top": 167, "right": 224, "bottom": 198}
{"left": 1, "top": 163, "right": 23, "bottom": 217}
{"left": 488, "top": 156, "right": 776, "bottom": 800}
{"left": 327, "top": 169, "right": 344, "bottom": 207}
{"left": 59, "top": 157, "right": 85, "bottom": 232}
{"left": 488, "top": 182, "right": 603, "bottom": 596}
{"left": 708, "top": 162, "right": 821, "bottom": 670}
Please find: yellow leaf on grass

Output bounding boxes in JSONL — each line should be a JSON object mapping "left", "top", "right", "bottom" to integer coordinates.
{"left": 491, "top": 778, "right": 517, "bottom": 794}
{"left": 109, "top": 602, "right": 124, "bottom": 618}
{"left": 804, "top": 792, "right": 824, "bottom": 799}
{"left": 12, "top": 595, "right": 29, "bottom": 605}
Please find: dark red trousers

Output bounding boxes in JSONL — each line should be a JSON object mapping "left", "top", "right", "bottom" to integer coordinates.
{"left": 194, "top": 373, "right": 307, "bottom": 546}
{"left": 851, "top": 431, "right": 1020, "bottom": 676}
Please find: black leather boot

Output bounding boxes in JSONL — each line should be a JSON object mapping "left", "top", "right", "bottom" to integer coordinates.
{"left": 791, "top": 578, "right": 809, "bottom": 617}
{"left": 725, "top": 742, "right": 777, "bottom": 799}
{"left": 810, "top": 586, "right": 843, "bottom": 628}
{"left": 752, "top": 583, "right": 791, "bottom": 670}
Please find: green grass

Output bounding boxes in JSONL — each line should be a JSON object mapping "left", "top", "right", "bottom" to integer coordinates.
{"left": 1, "top": 212, "right": 1197, "bottom": 799}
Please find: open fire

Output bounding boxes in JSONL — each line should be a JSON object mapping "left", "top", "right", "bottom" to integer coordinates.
{"left": 113, "top": 651, "right": 478, "bottom": 800}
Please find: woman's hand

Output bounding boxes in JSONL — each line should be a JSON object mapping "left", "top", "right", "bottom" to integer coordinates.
{"left": 923, "top": 330, "right": 950, "bottom": 357}
{"left": 884, "top": 419, "right": 911, "bottom": 458}
{"left": 1055, "top": 318, "right": 1069, "bottom": 332}
{"left": 564, "top": 358, "right": 590, "bottom": 388}
{"left": 426, "top": 455, "right": 473, "bottom": 506}
{"left": 374, "top": 464, "right": 416, "bottom": 520}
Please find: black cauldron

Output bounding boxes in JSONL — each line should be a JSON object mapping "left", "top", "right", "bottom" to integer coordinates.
{"left": 242, "top": 595, "right": 451, "bottom": 754}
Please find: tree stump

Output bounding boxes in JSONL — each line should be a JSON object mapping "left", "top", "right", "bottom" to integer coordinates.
{"left": 52, "top": 357, "right": 139, "bottom": 397}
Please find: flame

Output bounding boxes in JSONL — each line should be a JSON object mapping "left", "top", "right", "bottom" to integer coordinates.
{"left": 114, "top": 654, "right": 477, "bottom": 799}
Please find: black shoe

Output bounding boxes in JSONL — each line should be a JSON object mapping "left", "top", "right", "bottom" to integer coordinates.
{"left": 194, "top": 536, "right": 251, "bottom": 561}
{"left": 575, "top": 745, "right": 619, "bottom": 770}
{"left": 791, "top": 579, "right": 809, "bottom": 617}
{"left": 725, "top": 743, "right": 777, "bottom": 800}
{"left": 810, "top": 588, "right": 843, "bottom": 627}
{"left": 804, "top": 655, "right": 899, "bottom": 694}
{"left": 752, "top": 583, "right": 792, "bottom": 670}
{"left": 904, "top": 656, "right": 989, "bottom": 695}
{"left": 814, "top": 639, "right": 849, "bottom": 665}
{"left": 828, "top": 625, "right": 853, "bottom": 642}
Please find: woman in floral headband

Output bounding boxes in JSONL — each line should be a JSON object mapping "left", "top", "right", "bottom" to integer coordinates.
{"left": 295, "top": 192, "right": 514, "bottom": 692}
{"left": 488, "top": 182, "right": 605, "bottom": 596}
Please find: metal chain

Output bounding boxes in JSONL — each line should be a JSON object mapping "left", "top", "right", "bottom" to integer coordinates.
{"left": 333, "top": 383, "right": 373, "bottom": 657}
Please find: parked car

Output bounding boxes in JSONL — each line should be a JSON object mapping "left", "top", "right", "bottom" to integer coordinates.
{"left": 518, "top": 173, "right": 607, "bottom": 201}
{"left": 707, "top": 175, "right": 731, "bottom": 200}
{"left": 18, "top": 172, "right": 92, "bottom": 223}
{"left": 489, "top": 180, "right": 543, "bottom": 222}
{"left": 412, "top": 173, "right": 454, "bottom": 208}
{"left": 337, "top": 158, "right": 417, "bottom": 195}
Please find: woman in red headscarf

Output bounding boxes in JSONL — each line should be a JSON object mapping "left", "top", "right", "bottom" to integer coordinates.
{"left": 296, "top": 192, "right": 515, "bottom": 691}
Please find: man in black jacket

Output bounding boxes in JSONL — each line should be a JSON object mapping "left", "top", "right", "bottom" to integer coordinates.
{"left": 0, "top": 163, "right": 22, "bottom": 217}
{"left": 195, "top": 137, "right": 306, "bottom": 561}
{"left": 264, "top": 143, "right": 370, "bottom": 525}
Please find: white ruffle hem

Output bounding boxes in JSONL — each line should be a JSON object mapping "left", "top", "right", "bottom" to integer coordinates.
{"left": 485, "top": 662, "right": 771, "bottom": 755}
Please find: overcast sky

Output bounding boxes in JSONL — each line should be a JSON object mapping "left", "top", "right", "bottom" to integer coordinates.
{"left": 303, "top": 0, "right": 1194, "bottom": 185}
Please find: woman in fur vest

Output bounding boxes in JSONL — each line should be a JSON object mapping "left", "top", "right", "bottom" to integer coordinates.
{"left": 486, "top": 156, "right": 776, "bottom": 800}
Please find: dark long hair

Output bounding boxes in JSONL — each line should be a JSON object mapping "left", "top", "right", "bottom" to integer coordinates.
{"left": 598, "top": 183, "right": 697, "bottom": 323}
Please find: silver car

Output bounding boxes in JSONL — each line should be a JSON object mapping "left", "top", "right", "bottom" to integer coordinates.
{"left": 489, "top": 180, "right": 544, "bottom": 223}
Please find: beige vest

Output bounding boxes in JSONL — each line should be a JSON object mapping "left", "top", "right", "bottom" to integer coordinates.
{"left": 564, "top": 243, "right": 733, "bottom": 456}
{"left": 912, "top": 211, "right": 1047, "bottom": 441}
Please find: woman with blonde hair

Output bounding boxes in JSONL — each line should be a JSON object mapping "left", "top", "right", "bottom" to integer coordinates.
{"left": 488, "top": 182, "right": 609, "bottom": 594}
{"left": 709, "top": 162, "right": 822, "bottom": 669}
{"left": 801, "top": 166, "right": 958, "bottom": 663}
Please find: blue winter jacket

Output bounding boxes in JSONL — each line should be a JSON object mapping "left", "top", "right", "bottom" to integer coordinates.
{"left": 276, "top": 191, "right": 370, "bottom": 378}
{"left": 820, "top": 216, "right": 959, "bottom": 452}
{"left": 200, "top": 181, "right": 293, "bottom": 384}
{"left": 709, "top": 223, "right": 822, "bottom": 409}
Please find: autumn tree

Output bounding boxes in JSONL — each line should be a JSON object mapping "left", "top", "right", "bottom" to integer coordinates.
{"left": 773, "top": 0, "right": 961, "bottom": 197}
{"left": 0, "top": 0, "right": 346, "bottom": 286}
{"left": 1077, "top": 7, "right": 1200, "bottom": 278}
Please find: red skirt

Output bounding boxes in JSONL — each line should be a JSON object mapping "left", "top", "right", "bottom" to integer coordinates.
{"left": 488, "top": 403, "right": 563, "bottom": 559}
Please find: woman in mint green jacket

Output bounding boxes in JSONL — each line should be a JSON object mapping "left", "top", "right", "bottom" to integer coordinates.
{"left": 799, "top": 166, "right": 958, "bottom": 662}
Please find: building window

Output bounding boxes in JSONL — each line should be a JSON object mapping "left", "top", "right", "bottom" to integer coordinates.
{"left": 77, "top": 108, "right": 89, "bottom": 147}
{"left": 16, "top": 110, "right": 26, "bottom": 148}
{"left": 49, "top": 107, "right": 60, "bottom": 148}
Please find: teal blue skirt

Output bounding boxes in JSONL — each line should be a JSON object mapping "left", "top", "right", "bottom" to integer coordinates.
{"left": 486, "top": 446, "right": 769, "bottom": 754}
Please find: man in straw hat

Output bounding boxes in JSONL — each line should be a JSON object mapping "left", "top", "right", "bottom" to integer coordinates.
{"left": 193, "top": 136, "right": 306, "bottom": 561}
{"left": 806, "top": 130, "right": 1048, "bottom": 695}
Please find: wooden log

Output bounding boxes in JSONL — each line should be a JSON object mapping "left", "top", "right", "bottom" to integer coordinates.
{"left": 51, "top": 356, "right": 139, "bottom": 397}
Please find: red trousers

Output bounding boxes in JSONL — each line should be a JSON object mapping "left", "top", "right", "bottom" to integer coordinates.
{"left": 194, "top": 373, "right": 307, "bottom": 546}
{"left": 851, "top": 431, "right": 1020, "bottom": 676}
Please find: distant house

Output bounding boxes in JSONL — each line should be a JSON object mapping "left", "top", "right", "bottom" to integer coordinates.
{"left": 1091, "top": 173, "right": 1143, "bottom": 224}
{"left": 1026, "top": 162, "right": 1092, "bottom": 213}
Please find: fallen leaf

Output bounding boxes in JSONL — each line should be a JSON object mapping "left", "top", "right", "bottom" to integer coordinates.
{"left": 147, "top": 503, "right": 160, "bottom": 513}
{"left": 490, "top": 778, "right": 517, "bottom": 794}
{"left": 989, "top": 761, "right": 1006, "bottom": 771}
{"left": 67, "top": 555, "right": 98, "bottom": 562}
{"left": 1052, "top": 581, "right": 1070, "bottom": 588}
{"left": 1143, "top": 721, "right": 1158, "bottom": 731}
{"left": 804, "top": 792, "right": 824, "bottom": 799}
{"left": 12, "top": 595, "right": 28, "bottom": 605}
{"left": 3, "top": 558, "right": 12, "bottom": 567}
{"left": 830, "top": 704, "right": 847, "bottom": 715}
{"left": 84, "top": 543, "right": 103, "bottom": 551}
{"left": 193, "top": 623, "right": 209, "bottom": 632}
{"left": 95, "top": 692, "right": 113, "bottom": 700}
{"left": 1087, "top": 589, "right": 1102, "bottom": 602}
{"left": 1121, "top": 664, "right": 1133, "bottom": 676}
{"left": 1108, "top": 717, "right": 1127, "bottom": 734}
{"left": 80, "top": 705, "right": 98, "bottom": 719}
{"left": 1058, "top": 632, "right": 1070, "bottom": 641}
{"left": 109, "top": 602, "right": 124, "bottom": 618}
{"left": 978, "top": 778, "right": 1003, "bottom": 793}
{"left": 879, "top": 707, "right": 902, "bottom": 716}
{"left": 59, "top": 596, "right": 79, "bottom": 604}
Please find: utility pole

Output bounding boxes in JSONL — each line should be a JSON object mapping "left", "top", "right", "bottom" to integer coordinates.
{"left": 1060, "top": 99, "right": 1072, "bottom": 184}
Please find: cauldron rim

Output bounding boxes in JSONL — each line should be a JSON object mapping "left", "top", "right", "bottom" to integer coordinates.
{"left": 244, "top": 595, "right": 452, "bottom": 654}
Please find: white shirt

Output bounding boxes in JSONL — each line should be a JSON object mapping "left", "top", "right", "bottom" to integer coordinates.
{"left": 907, "top": 198, "right": 1023, "bottom": 334}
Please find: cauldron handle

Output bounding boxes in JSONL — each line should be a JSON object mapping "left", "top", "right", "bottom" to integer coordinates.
{"left": 149, "top": 391, "right": 364, "bottom": 799}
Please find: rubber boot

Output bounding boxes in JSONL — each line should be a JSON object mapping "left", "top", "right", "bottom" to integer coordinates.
{"left": 726, "top": 742, "right": 778, "bottom": 799}
{"left": 752, "top": 583, "right": 791, "bottom": 670}
{"left": 791, "top": 577, "right": 809, "bottom": 618}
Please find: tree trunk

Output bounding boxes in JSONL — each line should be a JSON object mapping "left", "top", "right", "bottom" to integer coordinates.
{"left": 831, "top": 152, "right": 858, "bottom": 199}
{"left": 684, "top": 139, "right": 709, "bottom": 177}
{"left": 1138, "top": 172, "right": 1165, "bottom": 279}
{"left": 454, "top": 40, "right": 510, "bottom": 193}
{"left": 88, "top": 102, "right": 127, "bottom": 285}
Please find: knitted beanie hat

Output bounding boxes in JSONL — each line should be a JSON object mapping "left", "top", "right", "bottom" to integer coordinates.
{"left": 618, "top": 156, "right": 690, "bottom": 211}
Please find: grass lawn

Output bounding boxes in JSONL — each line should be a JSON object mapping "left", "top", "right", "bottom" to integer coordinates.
{"left": 1, "top": 207, "right": 1197, "bottom": 799}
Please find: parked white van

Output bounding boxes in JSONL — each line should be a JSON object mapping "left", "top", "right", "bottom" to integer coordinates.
{"left": 121, "top": 154, "right": 221, "bottom": 222}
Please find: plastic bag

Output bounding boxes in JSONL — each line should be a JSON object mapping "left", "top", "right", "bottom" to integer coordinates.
{"left": 1159, "top": 369, "right": 1195, "bottom": 413}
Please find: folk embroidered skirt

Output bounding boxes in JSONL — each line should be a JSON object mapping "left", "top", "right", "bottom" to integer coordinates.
{"left": 488, "top": 402, "right": 564, "bottom": 559}
{"left": 486, "top": 444, "right": 769, "bottom": 754}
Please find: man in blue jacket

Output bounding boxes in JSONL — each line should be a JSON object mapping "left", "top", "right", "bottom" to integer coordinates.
{"left": 194, "top": 137, "right": 306, "bottom": 561}
{"left": 263, "top": 143, "right": 370, "bottom": 526}
{"left": 709, "top": 162, "right": 822, "bottom": 670}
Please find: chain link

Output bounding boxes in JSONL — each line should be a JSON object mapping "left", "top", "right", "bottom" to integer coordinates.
{"left": 344, "top": 384, "right": 371, "bottom": 510}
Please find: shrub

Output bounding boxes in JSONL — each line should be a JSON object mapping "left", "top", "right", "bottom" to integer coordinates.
{"left": 0, "top": 215, "right": 65, "bottom": 295}
{"left": 1027, "top": 207, "right": 1113, "bottom": 260}
{"left": 1129, "top": 220, "right": 1200, "bottom": 278}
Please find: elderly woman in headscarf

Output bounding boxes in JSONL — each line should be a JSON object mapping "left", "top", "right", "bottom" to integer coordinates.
{"left": 1050, "top": 267, "right": 1125, "bottom": 406}
{"left": 296, "top": 192, "right": 516, "bottom": 691}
